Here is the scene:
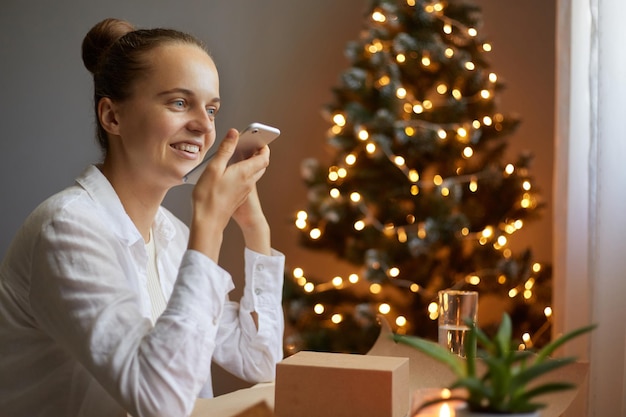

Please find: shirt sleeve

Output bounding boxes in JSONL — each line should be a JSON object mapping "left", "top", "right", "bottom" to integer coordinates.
{"left": 209, "top": 247, "right": 285, "bottom": 387}
{"left": 29, "top": 211, "right": 234, "bottom": 417}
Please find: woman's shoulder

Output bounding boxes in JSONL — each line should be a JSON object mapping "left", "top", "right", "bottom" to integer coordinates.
{"left": 22, "top": 183, "right": 101, "bottom": 233}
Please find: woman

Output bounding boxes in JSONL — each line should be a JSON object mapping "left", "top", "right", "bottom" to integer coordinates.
{"left": 0, "top": 18, "right": 284, "bottom": 417}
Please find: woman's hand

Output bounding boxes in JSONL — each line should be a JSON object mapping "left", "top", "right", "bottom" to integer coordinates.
{"left": 232, "top": 182, "right": 271, "bottom": 256}
{"left": 188, "top": 128, "right": 269, "bottom": 261}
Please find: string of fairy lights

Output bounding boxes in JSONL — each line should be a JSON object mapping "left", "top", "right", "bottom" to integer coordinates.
{"left": 290, "top": 0, "right": 552, "bottom": 348}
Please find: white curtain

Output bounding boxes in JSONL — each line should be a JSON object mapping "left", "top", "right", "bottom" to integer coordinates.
{"left": 555, "top": 0, "right": 626, "bottom": 415}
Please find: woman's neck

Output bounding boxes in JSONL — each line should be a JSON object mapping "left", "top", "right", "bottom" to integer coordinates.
{"left": 99, "top": 162, "right": 167, "bottom": 243}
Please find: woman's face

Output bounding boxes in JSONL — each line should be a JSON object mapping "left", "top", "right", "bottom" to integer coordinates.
{"left": 109, "top": 43, "right": 220, "bottom": 188}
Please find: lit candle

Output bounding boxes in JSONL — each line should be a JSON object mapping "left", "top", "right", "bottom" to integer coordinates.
{"left": 439, "top": 402, "right": 452, "bottom": 417}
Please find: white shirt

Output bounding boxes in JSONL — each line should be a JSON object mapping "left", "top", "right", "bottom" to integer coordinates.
{"left": 0, "top": 165, "right": 285, "bottom": 417}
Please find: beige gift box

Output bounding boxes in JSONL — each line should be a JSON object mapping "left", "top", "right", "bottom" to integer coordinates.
{"left": 274, "top": 350, "right": 409, "bottom": 417}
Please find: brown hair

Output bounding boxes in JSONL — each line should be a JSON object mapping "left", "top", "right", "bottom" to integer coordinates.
{"left": 81, "top": 18, "right": 207, "bottom": 152}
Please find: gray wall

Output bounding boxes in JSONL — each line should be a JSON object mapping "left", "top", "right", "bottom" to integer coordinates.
{"left": 0, "top": 0, "right": 554, "bottom": 395}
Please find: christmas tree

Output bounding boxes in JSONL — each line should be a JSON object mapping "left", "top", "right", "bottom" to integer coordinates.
{"left": 284, "top": 0, "right": 552, "bottom": 355}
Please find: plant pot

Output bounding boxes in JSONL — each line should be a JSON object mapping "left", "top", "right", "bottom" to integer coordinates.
{"left": 455, "top": 409, "right": 540, "bottom": 417}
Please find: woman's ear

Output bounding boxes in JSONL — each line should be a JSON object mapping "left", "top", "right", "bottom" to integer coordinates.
{"left": 98, "top": 97, "right": 121, "bottom": 136}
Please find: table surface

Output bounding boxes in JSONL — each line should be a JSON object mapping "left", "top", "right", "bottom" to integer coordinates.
{"left": 192, "top": 383, "right": 275, "bottom": 417}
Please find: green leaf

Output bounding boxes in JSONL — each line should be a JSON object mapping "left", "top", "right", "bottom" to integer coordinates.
{"left": 451, "top": 376, "right": 491, "bottom": 403}
{"left": 494, "top": 313, "right": 512, "bottom": 357}
{"left": 465, "top": 322, "right": 478, "bottom": 378}
{"left": 392, "top": 334, "right": 464, "bottom": 377}
{"left": 512, "top": 357, "right": 576, "bottom": 388}
{"left": 536, "top": 324, "right": 596, "bottom": 362}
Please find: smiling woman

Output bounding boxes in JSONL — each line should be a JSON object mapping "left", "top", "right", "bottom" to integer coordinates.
{"left": 0, "top": 18, "right": 284, "bottom": 417}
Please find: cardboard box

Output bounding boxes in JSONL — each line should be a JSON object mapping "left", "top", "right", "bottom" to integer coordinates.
{"left": 274, "top": 351, "right": 409, "bottom": 417}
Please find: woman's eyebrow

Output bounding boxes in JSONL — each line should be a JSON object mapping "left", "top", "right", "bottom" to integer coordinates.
{"left": 157, "top": 88, "right": 221, "bottom": 104}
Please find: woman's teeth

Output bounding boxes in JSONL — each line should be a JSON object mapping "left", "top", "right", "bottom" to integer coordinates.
{"left": 173, "top": 143, "right": 199, "bottom": 153}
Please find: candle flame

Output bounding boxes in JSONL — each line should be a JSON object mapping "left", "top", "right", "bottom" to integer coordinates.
{"left": 439, "top": 402, "right": 451, "bottom": 417}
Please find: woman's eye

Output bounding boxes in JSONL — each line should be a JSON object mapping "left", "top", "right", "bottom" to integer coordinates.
{"left": 172, "top": 100, "right": 185, "bottom": 109}
{"left": 207, "top": 108, "right": 217, "bottom": 119}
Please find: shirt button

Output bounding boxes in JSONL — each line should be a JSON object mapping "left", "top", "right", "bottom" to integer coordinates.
{"left": 255, "top": 264, "right": 265, "bottom": 272}
{"left": 254, "top": 288, "right": 262, "bottom": 295}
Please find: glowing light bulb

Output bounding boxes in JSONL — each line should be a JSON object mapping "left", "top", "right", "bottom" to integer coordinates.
{"left": 350, "top": 192, "right": 361, "bottom": 202}
{"left": 396, "top": 87, "right": 407, "bottom": 99}
{"left": 469, "top": 178, "right": 478, "bottom": 192}
{"left": 354, "top": 220, "right": 365, "bottom": 230}
{"left": 333, "top": 113, "right": 346, "bottom": 126}
{"left": 309, "top": 228, "right": 321, "bottom": 239}
{"left": 358, "top": 129, "right": 369, "bottom": 140}
{"left": 372, "top": 10, "right": 386, "bottom": 22}
{"left": 378, "top": 303, "right": 391, "bottom": 314}
{"left": 467, "top": 275, "right": 480, "bottom": 285}
{"left": 314, "top": 304, "right": 324, "bottom": 314}
{"left": 378, "top": 75, "right": 390, "bottom": 87}
{"left": 396, "top": 316, "right": 407, "bottom": 327}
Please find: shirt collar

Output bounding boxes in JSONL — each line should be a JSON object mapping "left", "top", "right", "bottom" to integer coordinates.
{"left": 74, "top": 165, "right": 145, "bottom": 247}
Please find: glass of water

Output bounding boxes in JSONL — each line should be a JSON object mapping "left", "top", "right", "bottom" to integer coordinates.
{"left": 438, "top": 290, "right": 478, "bottom": 357}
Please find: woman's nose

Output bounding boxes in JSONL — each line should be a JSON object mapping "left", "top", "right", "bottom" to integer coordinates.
{"left": 187, "top": 107, "right": 213, "bottom": 133}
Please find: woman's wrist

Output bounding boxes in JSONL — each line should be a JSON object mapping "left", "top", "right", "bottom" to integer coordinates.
{"left": 188, "top": 218, "right": 224, "bottom": 262}
{"left": 240, "top": 221, "right": 271, "bottom": 255}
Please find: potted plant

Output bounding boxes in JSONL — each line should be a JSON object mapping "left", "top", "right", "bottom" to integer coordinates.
{"left": 393, "top": 313, "right": 595, "bottom": 416}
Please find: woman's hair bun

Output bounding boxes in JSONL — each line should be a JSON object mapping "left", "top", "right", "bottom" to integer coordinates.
{"left": 81, "top": 18, "right": 135, "bottom": 75}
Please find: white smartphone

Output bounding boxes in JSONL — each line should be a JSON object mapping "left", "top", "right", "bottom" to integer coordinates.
{"left": 182, "top": 122, "right": 281, "bottom": 184}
